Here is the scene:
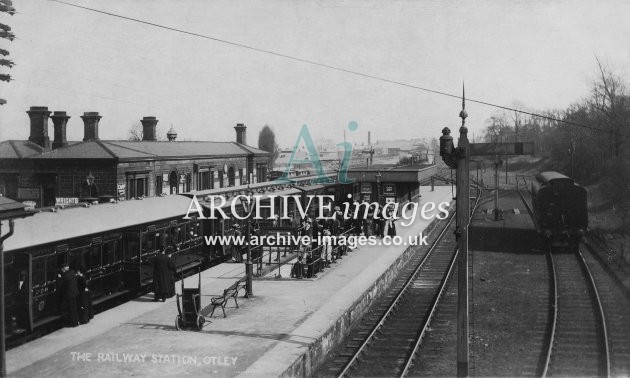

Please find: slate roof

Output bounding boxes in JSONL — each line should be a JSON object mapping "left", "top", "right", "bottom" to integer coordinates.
{"left": 1, "top": 140, "right": 268, "bottom": 161}
{"left": 0, "top": 140, "right": 44, "bottom": 158}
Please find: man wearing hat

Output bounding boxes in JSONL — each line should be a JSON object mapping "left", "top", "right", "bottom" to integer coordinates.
{"left": 153, "top": 247, "right": 176, "bottom": 302}
{"left": 231, "top": 224, "right": 243, "bottom": 262}
{"left": 57, "top": 263, "right": 80, "bottom": 327}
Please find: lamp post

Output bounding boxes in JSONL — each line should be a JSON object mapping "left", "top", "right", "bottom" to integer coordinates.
{"left": 375, "top": 170, "right": 382, "bottom": 205}
{"left": 241, "top": 185, "right": 255, "bottom": 297}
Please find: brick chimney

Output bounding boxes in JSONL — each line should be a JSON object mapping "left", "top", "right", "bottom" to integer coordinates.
{"left": 81, "top": 112, "right": 102, "bottom": 141}
{"left": 51, "top": 111, "right": 70, "bottom": 149}
{"left": 234, "top": 123, "right": 246, "bottom": 145}
{"left": 26, "top": 106, "right": 51, "bottom": 149}
{"left": 141, "top": 116, "right": 158, "bottom": 141}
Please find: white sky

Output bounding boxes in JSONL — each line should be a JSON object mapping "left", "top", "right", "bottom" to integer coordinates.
{"left": 1, "top": 0, "right": 629, "bottom": 147}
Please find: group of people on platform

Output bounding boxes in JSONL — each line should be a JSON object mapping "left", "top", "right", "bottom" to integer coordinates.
{"left": 57, "top": 245, "right": 179, "bottom": 327}
{"left": 289, "top": 205, "right": 398, "bottom": 279}
{"left": 56, "top": 264, "right": 93, "bottom": 327}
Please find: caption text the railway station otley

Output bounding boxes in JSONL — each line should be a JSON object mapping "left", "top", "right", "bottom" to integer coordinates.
{"left": 70, "top": 352, "right": 237, "bottom": 366}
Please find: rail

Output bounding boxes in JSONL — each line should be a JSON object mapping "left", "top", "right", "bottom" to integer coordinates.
{"left": 335, "top": 188, "right": 482, "bottom": 377}
{"left": 400, "top": 188, "right": 482, "bottom": 377}
{"left": 541, "top": 247, "right": 611, "bottom": 378}
{"left": 577, "top": 248, "right": 611, "bottom": 378}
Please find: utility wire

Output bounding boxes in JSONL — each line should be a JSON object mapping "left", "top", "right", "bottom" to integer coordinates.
{"left": 49, "top": 0, "right": 630, "bottom": 138}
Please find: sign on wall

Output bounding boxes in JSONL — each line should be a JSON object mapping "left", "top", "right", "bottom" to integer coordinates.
{"left": 18, "top": 187, "right": 40, "bottom": 200}
{"left": 56, "top": 197, "right": 79, "bottom": 205}
{"left": 383, "top": 183, "right": 396, "bottom": 196}
{"left": 360, "top": 183, "right": 372, "bottom": 194}
{"left": 117, "top": 183, "right": 126, "bottom": 198}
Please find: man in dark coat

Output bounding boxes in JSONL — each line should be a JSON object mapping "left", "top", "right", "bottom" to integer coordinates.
{"left": 76, "top": 270, "right": 93, "bottom": 324}
{"left": 153, "top": 248, "right": 176, "bottom": 302}
{"left": 57, "top": 264, "right": 80, "bottom": 327}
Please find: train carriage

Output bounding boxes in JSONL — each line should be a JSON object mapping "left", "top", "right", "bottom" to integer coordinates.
{"left": 530, "top": 171, "right": 588, "bottom": 247}
{"left": 3, "top": 176, "right": 345, "bottom": 343}
{"left": 2, "top": 195, "right": 206, "bottom": 337}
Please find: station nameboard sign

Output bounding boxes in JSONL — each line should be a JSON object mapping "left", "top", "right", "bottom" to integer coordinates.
{"left": 469, "top": 142, "right": 534, "bottom": 156}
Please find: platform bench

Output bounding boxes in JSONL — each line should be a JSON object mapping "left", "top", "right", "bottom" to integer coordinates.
{"left": 209, "top": 277, "right": 247, "bottom": 318}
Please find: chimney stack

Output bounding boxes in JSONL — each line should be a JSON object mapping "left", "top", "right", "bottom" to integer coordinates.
{"left": 26, "top": 106, "right": 51, "bottom": 149}
{"left": 51, "top": 111, "right": 70, "bottom": 149}
{"left": 81, "top": 112, "right": 102, "bottom": 141}
{"left": 234, "top": 123, "right": 246, "bottom": 145}
{"left": 141, "top": 116, "right": 158, "bottom": 141}
{"left": 368, "top": 131, "right": 371, "bottom": 146}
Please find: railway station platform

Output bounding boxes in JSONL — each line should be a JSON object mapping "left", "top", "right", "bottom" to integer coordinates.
{"left": 7, "top": 186, "right": 453, "bottom": 377}
{"left": 470, "top": 189, "right": 537, "bottom": 253}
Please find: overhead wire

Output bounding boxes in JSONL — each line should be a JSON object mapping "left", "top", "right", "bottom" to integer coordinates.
{"left": 48, "top": 0, "right": 630, "bottom": 138}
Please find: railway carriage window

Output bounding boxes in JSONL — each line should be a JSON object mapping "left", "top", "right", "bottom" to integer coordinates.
{"left": 46, "top": 256, "right": 59, "bottom": 283}
{"left": 178, "top": 225, "right": 187, "bottom": 243}
{"left": 155, "top": 231, "right": 164, "bottom": 252}
{"left": 103, "top": 240, "right": 121, "bottom": 265}
{"left": 124, "top": 234, "right": 139, "bottom": 260}
{"left": 87, "top": 245, "right": 102, "bottom": 270}
{"left": 33, "top": 258, "right": 46, "bottom": 287}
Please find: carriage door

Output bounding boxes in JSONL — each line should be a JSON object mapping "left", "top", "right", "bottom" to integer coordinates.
{"left": 4, "top": 253, "right": 31, "bottom": 333}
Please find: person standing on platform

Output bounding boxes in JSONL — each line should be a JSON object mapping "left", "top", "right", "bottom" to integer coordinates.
{"left": 230, "top": 224, "right": 243, "bottom": 262}
{"left": 385, "top": 212, "right": 397, "bottom": 237}
{"left": 153, "top": 247, "right": 176, "bottom": 302}
{"left": 76, "top": 269, "right": 93, "bottom": 324}
{"left": 57, "top": 264, "right": 80, "bottom": 327}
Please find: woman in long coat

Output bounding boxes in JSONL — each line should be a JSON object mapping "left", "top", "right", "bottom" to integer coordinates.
{"left": 153, "top": 248, "right": 176, "bottom": 302}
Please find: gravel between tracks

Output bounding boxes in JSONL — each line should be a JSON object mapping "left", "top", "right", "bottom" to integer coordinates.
{"left": 402, "top": 249, "right": 550, "bottom": 377}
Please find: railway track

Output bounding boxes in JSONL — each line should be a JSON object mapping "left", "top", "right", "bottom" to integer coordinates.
{"left": 542, "top": 249, "right": 609, "bottom": 377}
{"left": 520, "top": 186, "right": 609, "bottom": 376}
{"left": 317, "top": 192, "right": 480, "bottom": 377}
{"left": 580, "top": 243, "right": 630, "bottom": 377}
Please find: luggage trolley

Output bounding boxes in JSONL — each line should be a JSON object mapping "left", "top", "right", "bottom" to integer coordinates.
{"left": 175, "top": 270, "right": 208, "bottom": 331}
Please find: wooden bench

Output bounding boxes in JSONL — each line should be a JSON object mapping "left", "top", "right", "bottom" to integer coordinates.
{"left": 209, "top": 277, "right": 247, "bottom": 318}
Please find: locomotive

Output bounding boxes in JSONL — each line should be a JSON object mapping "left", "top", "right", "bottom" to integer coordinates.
{"left": 530, "top": 171, "right": 588, "bottom": 248}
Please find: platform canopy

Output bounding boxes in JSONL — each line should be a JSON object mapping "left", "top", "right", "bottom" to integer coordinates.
{"left": 0, "top": 196, "right": 32, "bottom": 221}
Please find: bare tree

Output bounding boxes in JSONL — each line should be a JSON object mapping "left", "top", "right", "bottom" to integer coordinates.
{"left": 127, "top": 122, "right": 166, "bottom": 141}
{"left": 0, "top": 0, "right": 16, "bottom": 105}
{"left": 258, "top": 124, "right": 279, "bottom": 167}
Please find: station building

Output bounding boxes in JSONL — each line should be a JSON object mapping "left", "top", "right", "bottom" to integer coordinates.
{"left": 0, "top": 107, "right": 270, "bottom": 207}
{"left": 345, "top": 165, "right": 437, "bottom": 205}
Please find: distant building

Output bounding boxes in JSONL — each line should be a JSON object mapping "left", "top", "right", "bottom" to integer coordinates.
{"left": 0, "top": 107, "right": 269, "bottom": 207}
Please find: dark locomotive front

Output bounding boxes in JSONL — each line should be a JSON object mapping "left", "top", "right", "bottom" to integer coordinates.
{"left": 530, "top": 171, "right": 588, "bottom": 248}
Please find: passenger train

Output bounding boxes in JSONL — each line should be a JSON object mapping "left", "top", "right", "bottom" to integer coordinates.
{"left": 530, "top": 171, "right": 588, "bottom": 248}
{"left": 2, "top": 178, "right": 344, "bottom": 343}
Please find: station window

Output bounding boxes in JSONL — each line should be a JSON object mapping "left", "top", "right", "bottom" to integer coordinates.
{"left": 126, "top": 172, "right": 149, "bottom": 199}
{"left": 199, "top": 169, "right": 211, "bottom": 190}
